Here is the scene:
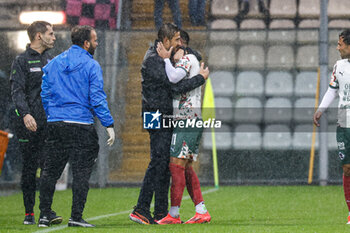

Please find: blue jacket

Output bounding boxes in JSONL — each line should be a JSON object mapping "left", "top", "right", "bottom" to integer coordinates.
{"left": 41, "top": 45, "right": 114, "bottom": 127}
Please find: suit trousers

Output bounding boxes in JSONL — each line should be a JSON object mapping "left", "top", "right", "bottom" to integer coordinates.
{"left": 136, "top": 128, "right": 172, "bottom": 215}
{"left": 39, "top": 122, "right": 99, "bottom": 219}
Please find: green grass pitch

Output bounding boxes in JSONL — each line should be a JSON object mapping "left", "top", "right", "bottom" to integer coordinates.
{"left": 0, "top": 186, "right": 349, "bottom": 232}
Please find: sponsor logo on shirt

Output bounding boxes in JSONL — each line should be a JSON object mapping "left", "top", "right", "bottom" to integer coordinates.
{"left": 338, "top": 142, "right": 345, "bottom": 150}
{"left": 28, "top": 60, "right": 40, "bottom": 64}
{"left": 30, "top": 67, "right": 41, "bottom": 72}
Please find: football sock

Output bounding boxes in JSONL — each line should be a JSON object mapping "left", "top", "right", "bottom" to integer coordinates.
{"left": 169, "top": 163, "right": 186, "bottom": 208}
{"left": 185, "top": 166, "right": 204, "bottom": 206}
{"left": 343, "top": 175, "right": 350, "bottom": 211}
{"left": 169, "top": 206, "right": 180, "bottom": 218}
{"left": 195, "top": 201, "right": 207, "bottom": 214}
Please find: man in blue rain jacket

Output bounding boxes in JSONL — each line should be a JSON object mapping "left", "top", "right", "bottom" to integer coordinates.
{"left": 38, "top": 25, "right": 114, "bottom": 228}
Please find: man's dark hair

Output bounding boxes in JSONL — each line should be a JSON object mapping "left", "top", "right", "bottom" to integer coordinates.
{"left": 71, "top": 25, "right": 95, "bottom": 47}
{"left": 157, "top": 23, "right": 180, "bottom": 41}
{"left": 340, "top": 29, "right": 350, "bottom": 45}
{"left": 27, "top": 21, "right": 52, "bottom": 42}
{"left": 180, "top": 30, "right": 190, "bottom": 45}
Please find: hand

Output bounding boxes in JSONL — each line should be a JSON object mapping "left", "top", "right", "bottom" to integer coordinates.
{"left": 199, "top": 63, "right": 209, "bottom": 80}
{"left": 106, "top": 127, "right": 115, "bottom": 146}
{"left": 23, "top": 114, "right": 37, "bottom": 132}
{"left": 156, "top": 42, "right": 173, "bottom": 59}
{"left": 313, "top": 110, "right": 322, "bottom": 127}
{"left": 173, "top": 48, "right": 185, "bottom": 63}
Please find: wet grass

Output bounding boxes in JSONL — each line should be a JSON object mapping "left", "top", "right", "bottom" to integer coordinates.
{"left": 0, "top": 186, "right": 349, "bottom": 232}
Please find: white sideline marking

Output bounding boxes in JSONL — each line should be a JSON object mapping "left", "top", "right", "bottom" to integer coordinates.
{"left": 34, "top": 188, "right": 218, "bottom": 233}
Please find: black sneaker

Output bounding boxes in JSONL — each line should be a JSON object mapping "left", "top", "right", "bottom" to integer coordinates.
{"left": 68, "top": 218, "right": 95, "bottom": 227}
{"left": 38, "top": 211, "right": 63, "bottom": 227}
{"left": 23, "top": 213, "right": 35, "bottom": 225}
{"left": 129, "top": 207, "right": 156, "bottom": 225}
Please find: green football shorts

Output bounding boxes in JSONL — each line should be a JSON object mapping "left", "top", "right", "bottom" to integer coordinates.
{"left": 170, "top": 119, "right": 203, "bottom": 161}
{"left": 336, "top": 126, "right": 350, "bottom": 165}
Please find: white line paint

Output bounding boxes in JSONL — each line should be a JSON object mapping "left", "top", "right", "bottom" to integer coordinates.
{"left": 34, "top": 187, "right": 219, "bottom": 233}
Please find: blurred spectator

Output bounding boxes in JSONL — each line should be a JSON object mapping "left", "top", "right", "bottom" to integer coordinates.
{"left": 234, "top": 0, "right": 269, "bottom": 25}
{"left": 65, "top": 0, "right": 119, "bottom": 29}
{"left": 0, "top": 70, "right": 13, "bottom": 181}
{"left": 0, "top": 103, "right": 19, "bottom": 183}
{"left": 0, "top": 33, "right": 21, "bottom": 183}
{"left": 188, "top": 0, "right": 206, "bottom": 26}
{"left": 0, "top": 70, "right": 9, "bottom": 130}
{"left": 154, "top": 0, "right": 182, "bottom": 30}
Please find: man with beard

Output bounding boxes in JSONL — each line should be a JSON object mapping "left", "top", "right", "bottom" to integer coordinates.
{"left": 129, "top": 23, "right": 209, "bottom": 225}
{"left": 10, "top": 21, "right": 56, "bottom": 225}
{"left": 38, "top": 25, "right": 115, "bottom": 228}
{"left": 314, "top": 29, "right": 350, "bottom": 224}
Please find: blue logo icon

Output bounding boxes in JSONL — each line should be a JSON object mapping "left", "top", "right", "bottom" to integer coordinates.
{"left": 143, "top": 110, "right": 162, "bottom": 129}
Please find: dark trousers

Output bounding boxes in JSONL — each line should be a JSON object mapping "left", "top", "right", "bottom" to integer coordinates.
{"left": 39, "top": 122, "right": 99, "bottom": 220}
{"left": 14, "top": 118, "right": 47, "bottom": 214}
{"left": 154, "top": 0, "right": 182, "bottom": 29}
{"left": 136, "top": 128, "right": 172, "bottom": 215}
{"left": 188, "top": 0, "right": 206, "bottom": 26}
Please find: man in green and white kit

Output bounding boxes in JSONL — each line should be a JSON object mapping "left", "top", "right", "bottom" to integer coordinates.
{"left": 156, "top": 30, "right": 211, "bottom": 224}
{"left": 314, "top": 29, "right": 350, "bottom": 224}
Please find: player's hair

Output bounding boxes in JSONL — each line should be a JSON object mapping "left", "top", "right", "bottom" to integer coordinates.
{"left": 27, "top": 21, "right": 52, "bottom": 42}
{"left": 339, "top": 29, "right": 350, "bottom": 45}
{"left": 157, "top": 23, "right": 180, "bottom": 41}
{"left": 180, "top": 30, "right": 190, "bottom": 45}
{"left": 71, "top": 25, "right": 95, "bottom": 47}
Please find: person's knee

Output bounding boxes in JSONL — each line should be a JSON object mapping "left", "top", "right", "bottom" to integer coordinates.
{"left": 41, "top": 168, "right": 62, "bottom": 182}
{"left": 343, "top": 165, "right": 350, "bottom": 176}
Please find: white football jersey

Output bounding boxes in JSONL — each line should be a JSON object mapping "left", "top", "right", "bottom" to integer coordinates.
{"left": 329, "top": 59, "right": 350, "bottom": 127}
{"left": 173, "top": 54, "right": 201, "bottom": 119}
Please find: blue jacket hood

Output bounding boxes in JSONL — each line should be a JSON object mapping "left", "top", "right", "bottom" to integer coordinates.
{"left": 59, "top": 45, "right": 92, "bottom": 73}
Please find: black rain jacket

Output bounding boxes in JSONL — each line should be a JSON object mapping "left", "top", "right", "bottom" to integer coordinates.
{"left": 10, "top": 44, "right": 53, "bottom": 122}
